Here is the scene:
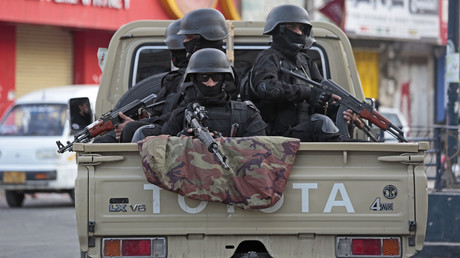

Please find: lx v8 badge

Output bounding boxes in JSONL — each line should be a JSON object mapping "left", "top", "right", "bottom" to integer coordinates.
{"left": 109, "top": 204, "right": 146, "bottom": 212}
{"left": 108, "top": 198, "right": 146, "bottom": 212}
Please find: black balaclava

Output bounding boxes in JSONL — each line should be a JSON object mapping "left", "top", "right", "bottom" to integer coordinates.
{"left": 193, "top": 74, "right": 228, "bottom": 105}
{"left": 272, "top": 25, "right": 307, "bottom": 58}
{"left": 170, "top": 49, "right": 187, "bottom": 68}
{"left": 183, "top": 36, "right": 224, "bottom": 57}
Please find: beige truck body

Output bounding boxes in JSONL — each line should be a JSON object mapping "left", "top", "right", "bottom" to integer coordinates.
{"left": 74, "top": 20, "right": 428, "bottom": 258}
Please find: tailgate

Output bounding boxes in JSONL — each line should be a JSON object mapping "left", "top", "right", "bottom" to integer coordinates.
{"left": 75, "top": 142, "right": 427, "bottom": 240}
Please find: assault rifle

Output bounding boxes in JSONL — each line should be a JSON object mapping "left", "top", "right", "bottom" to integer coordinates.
{"left": 280, "top": 67, "right": 407, "bottom": 142}
{"left": 184, "top": 103, "right": 230, "bottom": 170}
{"left": 56, "top": 93, "right": 157, "bottom": 153}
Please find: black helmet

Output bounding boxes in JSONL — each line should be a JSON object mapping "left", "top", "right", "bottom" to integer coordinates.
{"left": 178, "top": 8, "right": 229, "bottom": 41}
{"left": 263, "top": 5, "right": 312, "bottom": 35}
{"left": 304, "top": 30, "right": 316, "bottom": 49}
{"left": 164, "top": 19, "right": 185, "bottom": 50}
{"left": 185, "top": 48, "right": 234, "bottom": 80}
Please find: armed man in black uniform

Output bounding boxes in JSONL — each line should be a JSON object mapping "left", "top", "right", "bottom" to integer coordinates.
{"left": 161, "top": 48, "right": 267, "bottom": 138}
{"left": 117, "top": 18, "right": 188, "bottom": 142}
{"left": 246, "top": 4, "right": 357, "bottom": 142}
{"left": 92, "top": 19, "right": 187, "bottom": 143}
{"left": 176, "top": 7, "right": 239, "bottom": 100}
{"left": 129, "top": 8, "right": 243, "bottom": 141}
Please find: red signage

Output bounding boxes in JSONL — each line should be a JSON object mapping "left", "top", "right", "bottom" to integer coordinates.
{"left": 0, "top": 0, "right": 240, "bottom": 31}
{"left": 0, "top": 0, "right": 170, "bottom": 31}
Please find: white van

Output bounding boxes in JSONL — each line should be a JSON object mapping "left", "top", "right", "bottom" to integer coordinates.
{"left": 0, "top": 85, "right": 98, "bottom": 207}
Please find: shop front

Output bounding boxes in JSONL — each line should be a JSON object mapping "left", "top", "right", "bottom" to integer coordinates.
{"left": 0, "top": 0, "right": 240, "bottom": 116}
{"left": 344, "top": 0, "right": 444, "bottom": 129}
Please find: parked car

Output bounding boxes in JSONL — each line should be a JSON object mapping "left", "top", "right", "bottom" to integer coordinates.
{"left": 0, "top": 85, "right": 98, "bottom": 207}
{"left": 378, "top": 106, "right": 410, "bottom": 142}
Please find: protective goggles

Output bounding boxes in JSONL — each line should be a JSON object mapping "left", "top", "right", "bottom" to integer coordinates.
{"left": 195, "top": 73, "right": 225, "bottom": 83}
{"left": 284, "top": 23, "right": 311, "bottom": 36}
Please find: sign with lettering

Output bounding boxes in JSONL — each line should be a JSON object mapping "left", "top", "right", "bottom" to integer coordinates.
{"left": 0, "top": 0, "right": 169, "bottom": 30}
{"left": 54, "top": 0, "right": 131, "bottom": 9}
{"left": 345, "top": 0, "right": 440, "bottom": 42}
{"left": 0, "top": 0, "right": 239, "bottom": 31}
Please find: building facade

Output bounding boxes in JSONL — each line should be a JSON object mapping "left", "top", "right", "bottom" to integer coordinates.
{"left": 237, "top": 0, "right": 450, "bottom": 130}
{"left": 314, "top": 0, "right": 449, "bottom": 130}
{"left": 0, "top": 0, "right": 453, "bottom": 132}
{"left": 0, "top": 0, "right": 240, "bottom": 116}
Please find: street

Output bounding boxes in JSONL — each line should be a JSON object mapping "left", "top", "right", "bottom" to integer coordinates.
{"left": 0, "top": 190, "right": 80, "bottom": 258}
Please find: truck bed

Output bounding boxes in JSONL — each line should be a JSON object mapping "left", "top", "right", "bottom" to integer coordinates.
{"left": 74, "top": 141, "right": 428, "bottom": 257}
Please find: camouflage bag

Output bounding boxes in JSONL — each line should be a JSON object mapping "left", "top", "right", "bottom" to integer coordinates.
{"left": 138, "top": 135, "right": 300, "bottom": 209}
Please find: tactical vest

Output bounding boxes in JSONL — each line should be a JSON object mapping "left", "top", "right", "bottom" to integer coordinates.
{"left": 204, "top": 101, "right": 262, "bottom": 137}
{"left": 204, "top": 101, "right": 243, "bottom": 137}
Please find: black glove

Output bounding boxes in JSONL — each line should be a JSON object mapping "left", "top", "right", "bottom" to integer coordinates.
{"left": 317, "top": 91, "right": 332, "bottom": 108}
{"left": 306, "top": 87, "right": 332, "bottom": 109}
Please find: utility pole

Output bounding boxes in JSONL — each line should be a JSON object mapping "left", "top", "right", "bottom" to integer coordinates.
{"left": 445, "top": 0, "right": 460, "bottom": 188}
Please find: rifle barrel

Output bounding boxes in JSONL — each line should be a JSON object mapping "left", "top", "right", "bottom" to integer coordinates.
{"left": 279, "top": 66, "right": 407, "bottom": 142}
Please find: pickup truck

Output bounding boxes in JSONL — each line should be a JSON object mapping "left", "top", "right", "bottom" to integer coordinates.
{"left": 72, "top": 20, "right": 428, "bottom": 258}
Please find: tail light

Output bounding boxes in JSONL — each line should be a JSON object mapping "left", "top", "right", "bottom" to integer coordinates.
{"left": 336, "top": 237, "right": 401, "bottom": 257}
{"left": 103, "top": 237, "right": 167, "bottom": 257}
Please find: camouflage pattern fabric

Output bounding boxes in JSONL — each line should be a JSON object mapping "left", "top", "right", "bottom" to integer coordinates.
{"left": 138, "top": 135, "right": 300, "bottom": 209}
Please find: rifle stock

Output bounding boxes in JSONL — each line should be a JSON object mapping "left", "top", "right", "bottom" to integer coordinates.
{"left": 280, "top": 67, "right": 407, "bottom": 142}
{"left": 56, "top": 93, "right": 157, "bottom": 153}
